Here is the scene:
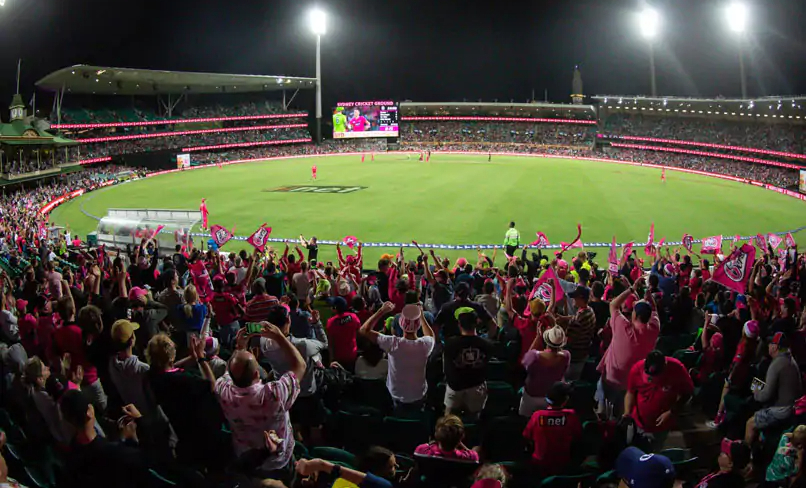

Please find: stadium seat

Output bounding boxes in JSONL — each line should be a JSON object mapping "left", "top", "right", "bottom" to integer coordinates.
{"left": 539, "top": 473, "right": 594, "bottom": 488}
{"left": 146, "top": 469, "right": 178, "bottom": 487}
{"left": 486, "top": 360, "right": 509, "bottom": 382}
{"left": 485, "top": 381, "right": 517, "bottom": 416}
{"left": 382, "top": 416, "right": 432, "bottom": 454}
{"left": 351, "top": 377, "right": 393, "bottom": 413}
{"left": 310, "top": 446, "right": 358, "bottom": 469}
{"left": 336, "top": 410, "right": 382, "bottom": 452}
{"left": 413, "top": 452, "right": 479, "bottom": 488}
{"left": 672, "top": 349, "right": 701, "bottom": 370}
{"left": 569, "top": 382, "right": 597, "bottom": 421}
{"left": 481, "top": 416, "right": 528, "bottom": 462}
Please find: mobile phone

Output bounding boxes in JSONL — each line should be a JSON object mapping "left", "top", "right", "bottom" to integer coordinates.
{"left": 246, "top": 322, "right": 263, "bottom": 334}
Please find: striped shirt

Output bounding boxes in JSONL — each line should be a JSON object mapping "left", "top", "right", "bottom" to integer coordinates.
{"left": 565, "top": 307, "right": 596, "bottom": 364}
{"left": 243, "top": 294, "right": 279, "bottom": 323}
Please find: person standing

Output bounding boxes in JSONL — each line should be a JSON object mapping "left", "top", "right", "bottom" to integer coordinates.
{"left": 442, "top": 308, "right": 492, "bottom": 418}
{"left": 503, "top": 222, "right": 520, "bottom": 257}
{"left": 199, "top": 198, "right": 208, "bottom": 230}
{"left": 300, "top": 235, "right": 319, "bottom": 263}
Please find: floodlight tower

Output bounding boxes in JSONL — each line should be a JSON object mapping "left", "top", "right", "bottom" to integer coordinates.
{"left": 725, "top": 2, "right": 749, "bottom": 99}
{"left": 639, "top": 7, "right": 660, "bottom": 97}
{"left": 310, "top": 8, "right": 326, "bottom": 143}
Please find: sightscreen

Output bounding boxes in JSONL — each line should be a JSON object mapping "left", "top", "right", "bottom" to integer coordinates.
{"left": 332, "top": 101, "right": 398, "bottom": 138}
{"left": 800, "top": 169, "right": 806, "bottom": 194}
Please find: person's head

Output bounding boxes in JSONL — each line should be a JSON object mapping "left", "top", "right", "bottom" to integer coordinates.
{"left": 615, "top": 447, "right": 676, "bottom": 488}
{"left": 162, "top": 268, "right": 178, "bottom": 289}
{"left": 648, "top": 274, "right": 659, "bottom": 290}
{"left": 77, "top": 305, "right": 103, "bottom": 337}
{"left": 400, "top": 304, "right": 422, "bottom": 337}
{"left": 769, "top": 331, "right": 790, "bottom": 358}
{"left": 359, "top": 446, "right": 397, "bottom": 480}
{"left": 146, "top": 333, "right": 177, "bottom": 372}
{"left": 287, "top": 253, "right": 296, "bottom": 264}
{"left": 789, "top": 425, "right": 806, "bottom": 450}
{"left": 213, "top": 276, "right": 225, "bottom": 293}
{"left": 543, "top": 326, "right": 567, "bottom": 352}
{"left": 311, "top": 236, "right": 317, "bottom": 244}
{"left": 128, "top": 286, "right": 149, "bottom": 309}
{"left": 718, "top": 438, "right": 751, "bottom": 472}
{"left": 434, "top": 415, "right": 466, "bottom": 451}
{"left": 578, "top": 268, "right": 590, "bottom": 286}
{"left": 483, "top": 280, "right": 495, "bottom": 295}
{"left": 23, "top": 356, "right": 50, "bottom": 389}
{"left": 267, "top": 305, "right": 291, "bottom": 336}
{"left": 545, "top": 381, "right": 572, "bottom": 408}
{"left": 300, "top": 260, "right": 309, "bottom": 272}
{"left": 782, "top": 297, "right": 797, "bottom": 318}
{"left": 632, "top": 301, "right": 652, "bottom": 325}
{"left": 59, "top": 389, "right": 95, "bottom": 432}
{"left": 183, "top": 285, "right": 199, "bottom": 318}
{"left": 228, "top": 349, "right": 260, "bottom": 388}
{"left": 352, "top": 108, "right": 360, "bottom": 119}
{"left": 643, "top": 350, "right": 666, "bottom": 382}
{"left": 591, "top": 281, "right": 605, "bottom": 301}
{"left": 455, "top": 282, "right": 471, "bottom": 301}
{"left": 436, "top": 269, "right": 449, "bottom": 284}
{"left": 456, "top": 307, "right": 479, "bottom": 335}
{"left": 742, "top": 320, "right": 759, "bottom": 342}
{"left": 509, "top": 221, "right": 515, "bottom": 228}
{"left": 175, "top": 244, "right": 181, "bottom": 253}
{"left": 472, "top": 464, "right": 510, "bottom": 488}
{"left": 252, "top": 278, "right": 267, "bottom": 296}
{"left": 569, "top": 285, "right": 590, "bottom": 308}
{"left": 331, "top": 296, "right": 349, "bottom": 315}
{"left": 111, "top": 319, "right": 139, "bottom": 353}
{"left": 56, "top": 295, "right": 75, "bottom": 322}
{"left": 378, "top": 258, "right": 391, "bottom": 272}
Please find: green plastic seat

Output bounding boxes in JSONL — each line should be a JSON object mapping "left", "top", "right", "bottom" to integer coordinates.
{"left": 486, "top": 360, "right": 509, "bottom": 382}
{"left": 310, "top": 446, "right": 358, "bottom": 468}
{"left": 382, "top": 416, "right": 431, "bottom": 454}
{"left": 486, "top": 381, "right": 517, "bottom": 416}
{"left": 539, "top": 473, "right": 594, "bottom": 488}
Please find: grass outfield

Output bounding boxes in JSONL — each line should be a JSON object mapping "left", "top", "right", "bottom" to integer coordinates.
{"left": 50, "top": 153, "right": 806, "bottom": 265}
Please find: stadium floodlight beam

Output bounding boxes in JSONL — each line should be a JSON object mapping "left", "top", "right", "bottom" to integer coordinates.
{"left": 309, "top": 8, "right": 326, "bottom": 143}
{"left": 726, "top": 3, "right": 749, "bottom": 99}
{"left": 638, "top": 7, "right": 660, "bottom": 97}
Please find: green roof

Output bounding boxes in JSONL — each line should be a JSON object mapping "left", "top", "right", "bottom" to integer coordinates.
{"left": 0, "top": 120, "right": 77, "bottom": 146}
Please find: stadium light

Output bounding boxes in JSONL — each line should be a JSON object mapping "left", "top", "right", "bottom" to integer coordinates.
{"left": 725, "top": 3, "right": 748, "bottom": 33}
{"left": 638, "top": 7, "right": 659, "bottom": 39}
{"left": 637, "top": 7, "right": 660, "bottom": 96}
{"left": 309, "top": 8, "right": 326, "bottom": 144}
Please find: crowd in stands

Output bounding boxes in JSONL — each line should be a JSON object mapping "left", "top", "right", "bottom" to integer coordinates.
{"left": 401, "top": 122, "right": 596, "bottom": 147}
{"left": 602, "top": 113, "right": 806, "bottom": 155}
{"left": 61, "top": 101, "right": 299, "bottom": 126}
{"left": 190, "top": 139, "right": 387, "bottom": 166}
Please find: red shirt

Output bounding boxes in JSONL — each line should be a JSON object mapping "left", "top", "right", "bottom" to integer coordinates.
{"left": 53, "top": 323, "right": 98, "bottom": 384}
{"left": 627, "top": 357, "right": 694, "bottom": 433}
{"left": 243, "top": 294, "right": 279, "bottom": 323}
{"left": 523, "top": 408, "right": 582, "bottom": 472}
{"left": 19, "top": 313, "right": 38, "bottom": 355}
{"left": 326, "top": 312, "right": 361, "bottom": 364}
{"left": 211, "top": 291, "right": 240, "bottom": 325}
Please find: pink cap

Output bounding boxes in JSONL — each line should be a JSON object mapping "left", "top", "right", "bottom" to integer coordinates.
{"left": 743, "top": 320, "right": 759, "bottom": 339}
{"left": 710, "top": 332, "right": 724, "bottom": 350}
{"left": 456, "top": 257, "right": 468, "bottom": 268}
{"left": 471, "top": 480, "right": 502, "bottom": 488}
{"left": 557, "top": 259, "right": 569, "bottom": 269}
{"left": 128, "top": 287, "right": 148, "bottom": 303}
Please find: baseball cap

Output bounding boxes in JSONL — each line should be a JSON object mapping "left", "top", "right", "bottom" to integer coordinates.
{"left": 721, "top": 438, "right": 751, "bottom": 470}
{"left": 128, "top": 287, "right": 148, "bottom": 305}
{"left": 743, "top": 320, "right": 759, "bottom": 339}
{"left": 471, "top": 480, "right": 502, "bottom": 488}
{"left": 543, "top": 326, "right": 567, "bottom": 349}
{"left": 15, "top": 299, "right": 28, "bottom": 313}
{"left": 454, "top": 306, "right": 476, "bottom": 320}
{"left": 205, "top": 336, "right": 220, "bottom": 356}
{"left": 644, "top": 350, "right": 667, "bottom": 377}
{"left": 710, "top": 332, "right": 724, "bottom": 350}
{"left": 616, "top": 447, "right": 676, "bottom": 488}
{"left": 557, "top": 259, "right": 569, "bottom": 269}
{"left": 568, "top": 286, "right": 590, "bottom": 301}
{"left": 663, "top": 263, "right": 675, "bottom": 276}
{"left": 633, "top": 301, "right": 652, "bottom": 322}
{"left": 770, "top": 331, "right": 790, "bottom": 349}
{"left": 111, "top": 319, "right": 140, "bottom": 344}
{"left": 330, "top": 296, "right": 348, "bottom": 313}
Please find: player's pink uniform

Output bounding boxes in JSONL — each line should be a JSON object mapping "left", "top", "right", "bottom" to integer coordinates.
{"left": 349, "top": 116, "right": 369, "bottom": 131}
{"left": 312, "top": 165, "right": 317, "bottom": 179}
{"left": 200, "top": 200, "right": 208, "bottom": 230}
{"left": 661, "top": 169, "right": 666, "bottom": 182}
{"left": 361, "top": 154, "right": 365, "bottom": 162}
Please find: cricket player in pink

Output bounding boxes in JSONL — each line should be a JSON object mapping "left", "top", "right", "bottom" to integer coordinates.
{"left": 200, "top": 198, "right": 208, "bottom": 230}
{"left": 361, "top": 154, "right": 365, "bottom": 163}
{"left": 661, "top": 168, "right": 667, "bottom": 183}
{"left": 312, "top": 165, "right": 317, "bottom": 180}
{"left": 348, "top": 108, "right": 369, "bottom": 132}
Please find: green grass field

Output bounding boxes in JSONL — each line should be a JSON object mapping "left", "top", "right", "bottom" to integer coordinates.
{"left": 49, "top": 154, "right": 806, "bottom": 265}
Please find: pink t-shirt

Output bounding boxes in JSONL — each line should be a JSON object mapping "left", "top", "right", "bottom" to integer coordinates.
{"left": 414, "top": 442, "right": 479, "bottom": 462}
{"left": 215, "top": 371, "right": 299, "bottom": 471}
{"left": 349, "top": 116, "right": 369, "bottom": 131}
{"left": 597, "top": 311, "right": 660, "bottom": 390}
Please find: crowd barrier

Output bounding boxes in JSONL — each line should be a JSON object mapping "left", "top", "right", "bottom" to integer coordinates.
{"left": 40, "top": 150, "right": 806, "bottom": 249}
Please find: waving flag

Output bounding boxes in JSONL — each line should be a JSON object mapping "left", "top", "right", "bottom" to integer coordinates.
{"left": 644, "top": 223, "right": 656, "bottom": 256}
{"left": 555, "top": 224, "right": 583, "bottom": 256}
{"left": 343, "top": 235, "right": 359, "bottom": 249}
{"left": 246, "top": 224, "right": 272, "bottom": 252}
{"left": 701, "top": 235, "right": 723, "bottom": 254}
{"left": 529, "top": 231, "right": 550, "bottom": 249}
{"left": 529, "top": 266, "right": 565, "bottom": 303}
{"left": 767, "top": 233, "right": 783, "bottom": 249}
{"left": 608, "top": 235, "right": 619, "bottom": 275}
{"left": 210, "top": 224, "right": 234, "bottom": 248}
{"left": 682, "top": 234, "right": 694, "bottom": 253}
{"left": 785, "top": 233, "right": 796, "bottom": 248}
{"left": 711, "top": 243, "right": 756, "bottom": 293}
{"left": 622, "top": 242, "right": 634, "bottom": 260}
{"left": 754, "top": 233, "right": 768, "bottom": 250}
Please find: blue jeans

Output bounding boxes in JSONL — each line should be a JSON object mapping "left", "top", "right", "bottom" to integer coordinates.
{"left": 218, "top": 321, "right": 240, "bottom": 350}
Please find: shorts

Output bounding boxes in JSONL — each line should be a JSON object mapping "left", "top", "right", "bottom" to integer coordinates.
{"left": 445, "top": 383, "right": 488, "bottom": 414}
{"left": 290, "top": 394, "right": 326, "bottom": 427}
{"left": 519, "top": 390, "right": 548, "bottom": 418}
{"left": 754, "top": 406, "right": 793, "bottom": 430}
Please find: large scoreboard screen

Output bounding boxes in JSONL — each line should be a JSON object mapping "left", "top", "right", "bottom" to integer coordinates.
{"left": 800, "top": 169, "right": 806, "bottom": 194}
{"left": 333, "top": 101, "right": 399, "bottom": 138}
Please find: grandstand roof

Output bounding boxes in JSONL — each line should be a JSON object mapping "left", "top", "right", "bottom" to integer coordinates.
{"left": 593, "top": 95, "right": 806, "bottom": 122}
{"left": 36, "top": 65, "right": 316, "bottom": 95}
{"left": 400, "top": 101, "right": 596, "bottom": 119}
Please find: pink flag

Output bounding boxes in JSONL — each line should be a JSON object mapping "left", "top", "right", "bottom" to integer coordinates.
{"left": 528, "top": 266, "right": 565, "bottom": 303}
{"left": 210, "top": 224, "right": 234, "bottom": 248}
{"left": 246, "top": 224, "right": 272, "bottom": 252}
{"left": 711, "top": 243, "right": 756, "bottom": 293}
{"left": 608, "top": 236, "right": 619, "bottom": 275}
{"left": 682, "top": 234, "right": 693, "bottom": 253}
{"left": 755, "top": 233, "right": 768, "bottom": 250}
{"left": 644, "top": 223, "right": 655, "bottom": 256}
{"left": 343, "top": 235, "right": 358, "bottom": 249}
{"left": 701, "top": 235, "right": 723, "bottom": 254}
{"left": 622, "top": 242, "right": 634, "bottom": 260}
{"left": 767, "top": 233, "right": 783, "bottom": 249}
{"left": 556, "top": 224, "right": 583, "bottom": 254}
{"left": 785, "top": 233, "right": 796, "bottom": 248}
{"left": 561, "top": 240, "right": 584, "bottom": 250}
{"left": 529, "top": 231, "right": 550, "bottom": 248}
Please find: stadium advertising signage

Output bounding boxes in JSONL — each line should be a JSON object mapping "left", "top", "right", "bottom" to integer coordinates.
{"left": 333, "top": 101, "right": 399, "bottom": 138}
{"left": 800, "top": 169, "right": 806, "bottom": 194}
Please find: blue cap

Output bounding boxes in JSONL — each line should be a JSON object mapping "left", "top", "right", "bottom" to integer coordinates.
{"left": 616, "top": 447, "right": 675, "bottom": 488}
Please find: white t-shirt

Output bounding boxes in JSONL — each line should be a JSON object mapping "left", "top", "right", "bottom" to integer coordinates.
{"left": 355, "top": 356, "right": 389, "bottom": 380}
{"left": 376, "top": 335, "right": 435, "bottom": 403}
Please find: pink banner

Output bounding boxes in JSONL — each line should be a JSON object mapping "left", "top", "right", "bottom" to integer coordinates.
{"left": 701, "top": 235, "right": 723, "bottom": 254}
{"left": 246, "top": 224, "right": 272, "bottom": 252}
{"left": 644, "top": 223, "right": 656, "bottom": 256}
{"left": 682, "top": 234, "right": 693, "bottom": 253}
{"left": 529, "top": 231, "right": 550, "bottom": 249}
{"left": 755, "top": 233, "right": 768, "bottom": 250}
{"left": 608, "top": 235, "right": 619, "bottom": 275}
{"left": 343, "top": 235, "right": 358, "bottom": 249}
{"left": 529, "top": 266, "right": 565, "bottom": 303}
{"left": 712, "top": 243, "right": 757, "bottom": 293}
{"left": 767, "top": 233, "right": 783, "bottom": 249}
{"left": 785, "top": 233, "right": 796, "bottom": 248}
{"left": 210, "top": 224, "right": 234, "bottom": 248}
